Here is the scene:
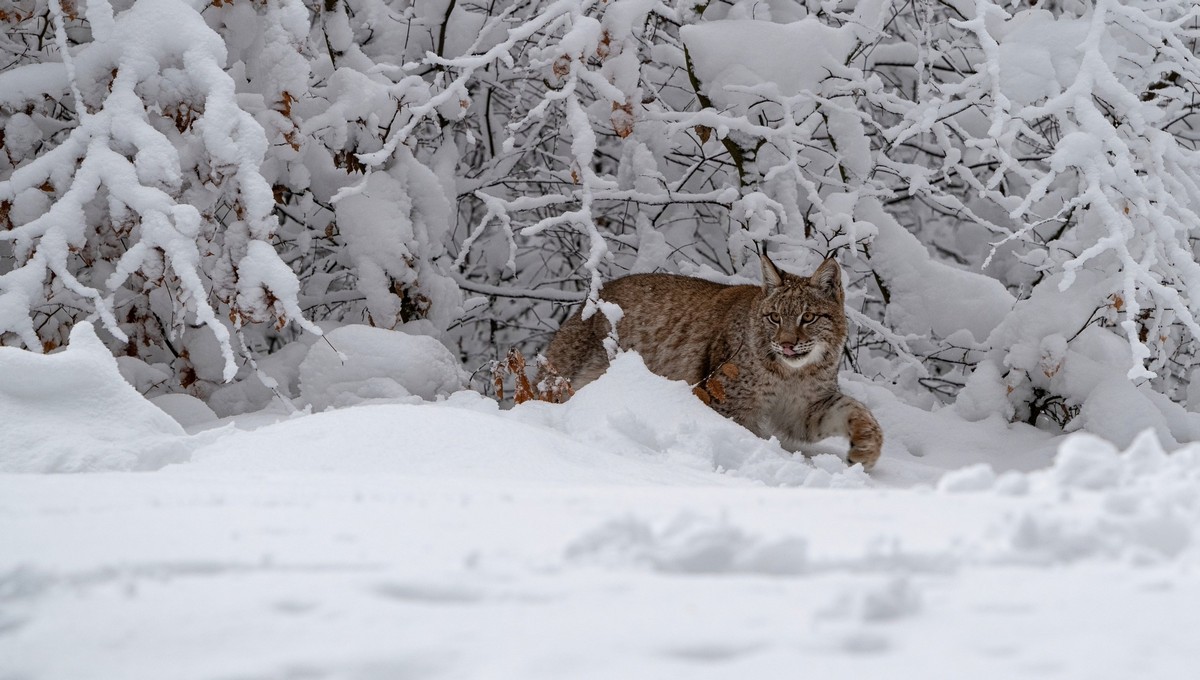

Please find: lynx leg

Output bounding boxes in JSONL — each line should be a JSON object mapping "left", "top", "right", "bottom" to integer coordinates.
{"left": 843, "top": 401, "right": 883, "bottom": 470}
{"left": 806, "top": 394, "right": 883, "bottom": 471}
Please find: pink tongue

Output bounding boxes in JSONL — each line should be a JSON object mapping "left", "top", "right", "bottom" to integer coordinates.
{"left": 782, "top": 347, "right": 797, "bottom": 356}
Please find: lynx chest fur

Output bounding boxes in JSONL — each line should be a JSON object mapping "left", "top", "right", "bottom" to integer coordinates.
{"left": 545, "top": 255, "right": 883, "bottom": 470}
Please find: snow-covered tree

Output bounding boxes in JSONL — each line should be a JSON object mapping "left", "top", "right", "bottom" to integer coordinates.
{"left": 5, "top": 0, "right": 1200, "bottom": 440}
{"left": 0, "top": 0, "right": 316, "bottom": 395}
{"left": 883, "top": 0, "right": 1200, "bottom": 439}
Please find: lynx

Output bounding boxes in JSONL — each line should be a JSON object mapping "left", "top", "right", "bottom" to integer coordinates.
{"left": 544, "top": 254, "right": 883, "bottom": 470}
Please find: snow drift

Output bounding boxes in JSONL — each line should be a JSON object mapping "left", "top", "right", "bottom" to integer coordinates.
{"left": 0, "top": 322, "right": 187, "bottom": 472}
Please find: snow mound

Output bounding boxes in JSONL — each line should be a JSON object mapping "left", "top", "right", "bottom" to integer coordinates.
{"left": 0, "top": 323, "right": 188, "bottom": 472}
{"left": 150, "top": 393, "right": 219, "bottom": 430}
{"left": 512, "top": 352, "right": 871, "bottom": 488}
{"left": 184, "top": 399, "right": 729, "bottom": 486}
{"left": 566, "top": 514, "right": 809, "bottom": 575}
{"left": 862, "top": 198, "right": 1013, "bottom": 345}
{"left": 937, "top": 463, "right": 998, "bottom": 493}
{"left": 298, "top": 324, "right": 468, "bottom": 411}
{"left": 571, "top": 427, "right": 1200, "bottom": 582}
{"left": 940, "top": 430, "right": 1200, "bottom": 563}
{"left": 189, "top": 353, "right": 862, "bottom": 488}
{"left": 1074, "top": 377, "right": 1181, "bottom": 449}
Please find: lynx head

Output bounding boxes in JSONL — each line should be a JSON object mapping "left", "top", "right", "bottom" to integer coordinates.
{"left": 756, "top": 253, "right": 847, "bottom": 371}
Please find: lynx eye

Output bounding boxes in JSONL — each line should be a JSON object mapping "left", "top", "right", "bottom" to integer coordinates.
{"left": 765, "top": 312, "right": 781, "bottom": 325}
{"left": 801, "top": 312, "right": 817, "bottom": 324}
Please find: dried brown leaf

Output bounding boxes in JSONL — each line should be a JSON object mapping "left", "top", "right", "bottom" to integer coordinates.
{"left": 610, "top": 100, "right": 634, "bottom": 139}
{"left": 705, "top": 375, "right": 726, "bottom": 402}
{"left": 597, "top": 31, "right": 613, "bottom": 60}
{"left": 552, "top": 55, "right": 571, "bottom": 78}
{"left": 491, "top": 359, "right": 506, "bottom": 402}
{"left": 277, "top": 91, "right": 297, "bottom": 118}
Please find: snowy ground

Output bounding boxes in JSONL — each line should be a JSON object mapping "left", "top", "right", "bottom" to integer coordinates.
{"left": 3, "top": 326, "right": 1200, "bottom": 679}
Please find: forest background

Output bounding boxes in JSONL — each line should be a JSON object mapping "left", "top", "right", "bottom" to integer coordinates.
{"left": 4, "top": 0, "right": 1200, "bottom": 445}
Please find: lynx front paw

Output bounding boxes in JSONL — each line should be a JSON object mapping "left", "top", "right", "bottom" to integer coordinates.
{"left": 848, "top": 442, "right": 881, "bottom": 471}
{"left": 846, "top": 409, "right": 883, "bottom": 472}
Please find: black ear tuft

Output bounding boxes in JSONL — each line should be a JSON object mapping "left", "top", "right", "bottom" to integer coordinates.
{"left": 811, "top": 257, "right": 842, "bottom": 297}
{"left": 760, "top": 252, "right": 784, "bottom": 292}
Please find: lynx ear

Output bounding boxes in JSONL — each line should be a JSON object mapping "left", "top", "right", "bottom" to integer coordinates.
{"left": 760, "top": 253, "right": 784, "bottom": 292}
{"left": 811, "top": 257, "right": 842, "bottom": 298}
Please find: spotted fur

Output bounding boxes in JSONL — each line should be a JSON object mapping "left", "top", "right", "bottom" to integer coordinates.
{"left": 544, "top": 254, "right": 883, "bottom": 470}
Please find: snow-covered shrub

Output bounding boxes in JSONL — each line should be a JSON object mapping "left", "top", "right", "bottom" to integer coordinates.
{"left": 0, "top": 0, "right": 315, "bottom": 389}
{"left": 442, "top": 0, "right": 1200, "bottom": 430}
{"left": 446, "top": 0, "right": 902, "bottom": 355}
{"left": 900, "top": 0, "right": 1200, "bottom": 428}
{"left": 5, "top": 0, "right": 1200, "bottom": 434}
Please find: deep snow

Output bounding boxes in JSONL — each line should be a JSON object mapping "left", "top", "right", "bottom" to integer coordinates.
{"left": 3, "top": 324, "right": 1200, "bottom": 679}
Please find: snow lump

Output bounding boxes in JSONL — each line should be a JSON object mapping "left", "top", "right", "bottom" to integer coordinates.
{"left": 0, "top": 322, "right": 188, "bottom": 472}
{"left": 298, "top": 324, "right": 468, "bottom": 411}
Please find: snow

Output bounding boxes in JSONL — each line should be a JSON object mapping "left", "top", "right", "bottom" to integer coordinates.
{"left": 5, "top": 331, "right": 1200, "bottom": 678}
{"left": 298, "top": 324, "right": 468, "bottom": 411}
{"left": 7, "top": 1, "right": 1200, "bottom": 676}
{"left": 150, "top": 393, "right": 220, "bottom": 431}
{"left": 995, "top": 10, "right": 1094, "bottom": 106}
{"left": 0, "top": 63, "right": 69, "bottom": 109}
{"left": 862, "top": 198, "right": 1014, "bottom": 346}
{"left": 680, "top": 18, "right": 856, "bottom": 106}
{"left": 0, "top": 323, "right": 186, "bottom": 473}
{"left": 330, "top": 154, "right": 462, "bottom": 334}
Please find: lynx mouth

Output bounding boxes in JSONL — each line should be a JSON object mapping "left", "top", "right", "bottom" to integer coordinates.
{"left": 774, "top": 342, "right": 821, "bottom": 368}
{"left": 779, "top": 341, "right": 815, "bottom": 357}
